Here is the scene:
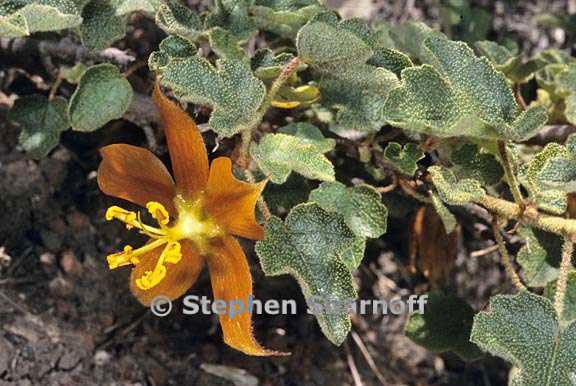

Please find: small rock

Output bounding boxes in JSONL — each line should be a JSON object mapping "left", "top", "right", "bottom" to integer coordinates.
{"left": 60, "top": 251, "right": 82, "bottom": 276}
{"left": 39, "top": 252, "right": 56, "bottom": 266}
{"left": 93, "top": 350, "right": 111, "bottom": 366}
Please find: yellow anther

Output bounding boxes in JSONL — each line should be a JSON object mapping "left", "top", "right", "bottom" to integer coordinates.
{"left": 106, "top": 206, "right": 138, "bottom": 229}
{"left": 135, "top": 241, "right": 182, "bottom": 290}
{"left": 163, "top": 242, "right": 182, "bottom": 264}
{"left": 107, "top": 245, "right": 135, "bottom": 269}
{"left": 136, "top": 265, "right": 167, "bottom": 290}
{"left": 146, "top": 201, "right": 170, "bottom": 226}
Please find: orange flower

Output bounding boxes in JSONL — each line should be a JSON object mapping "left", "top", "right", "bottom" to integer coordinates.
{"left": 97, "top": 83, "right": 286, "bottom": 356}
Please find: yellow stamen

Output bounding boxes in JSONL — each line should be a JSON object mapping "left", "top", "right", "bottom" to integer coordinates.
{"left": 106, "top": 199, "right": 222, "bottom": 290}
{"left": 136, "top": 241, "right": 182, "bottom": 290}
{"left": 146, "top": 201, "right": 170, "bottom": 226}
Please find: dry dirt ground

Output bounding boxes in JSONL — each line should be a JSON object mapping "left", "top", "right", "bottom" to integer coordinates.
{"left": 0, "top": 1, "right": 570, "bottom": 385}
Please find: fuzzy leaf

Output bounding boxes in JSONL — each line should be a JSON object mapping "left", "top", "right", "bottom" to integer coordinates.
{"left": 256, "top": 203, "right": 358, "bottom": 345}
{"left": 112, "top": 0, "right": 159, "bottom": 15}
{"left": 471, "top": 291, "right": 576, "bottom": 386}
{"left": 279, "top": 122, "right": 335, "bottom": 153}
{"left": 428, "top": 166, "right": 485, "bottom": 205}
{"left": 206, "top": 27, "right": 246, "bottom": 61}
{"left": 251, "top": 49, "right": 300, "bottom": 80}
{"left": 296, "top": 12, "right": 401, "bottom": 136}
{"left": 205, "top": 0, "right": 256, "bottom": 42}
{"left": 430, "top": 192, "right": 457, "bottom": 234}
{"left": 565, "top": 94, "right": 576, "bottom": 126}
{"left": 0, "top": 1, "right": 82, "bottom": 37}
{"left": 8, "top": 95, "right": 69, "bottom": 159}
{"left": 383, "top": 142, "right": 424, "bottom": 176}
{"left": 544, "top": 272, "right": 576, "bottom": 325}
{"left": 251, "top": 132, "right": 335, "bottom": 184}
{"left": 519, "top": 140, "right": 576, "bottom": 214}
{"left": 68, "top": 64, "right": 133, "bottom": 132}
{"left": 251, "top": 0, "right": 323, "bottom": 39}
{"left": 405, "top": 293, "right": 482, "bottom": 361}
{"left": 309, "top": 181, "right": 388, "bottom": 239}
{"left": 154, "top": 49, "right": 266, "bottom": 137}
{"left": 450, "top": 143, "right": 503, "bottom": 186}
{"left": 80, "top": 0, "right": 126, "bottom": 51}
{"left": 156, "top": 0, "right": 201, "bottom": 40}
{"left": 384, "top": 36, "right": 547, "bottom": 141}
{"left": 516, "top": 227, "right": 563, "bottom": 287}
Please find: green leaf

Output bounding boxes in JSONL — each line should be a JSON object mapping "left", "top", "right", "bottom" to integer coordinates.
{"left": 450, "top": 143, "right": 503, "bottom": 186}
{"left": 296, "top": 12, "right": 401, "bottom": 136}
{"left": 430, "top": 192, "right": 457, "bottom": 234}
{"left": 156, "top": 0, "right": 201, "bottom": 41}
{"left": 385, "top": 36, "right": 548, "bottom": 141}
{"left": 206, "top": 27, "right": 246, "bottom": 61}
{"left": 389, "top": 22, "right": 441, "bottom": 63}
{"left": 68, "top": 63, "right": 133, "bottom": 132}
{"left": 80, "top": 0, "right": 126, "bottom": 51}
{"left": 296, "top": 12, "right": 373, "bottom": 69}
{"left": 309, "top": 181, "right": 388, "bottom": 239}
{"left": 251, "top": 49, "right": 300, "bottom": 81}
{"left": 405, "top": 293, "right": 482, "bottom": 361}
{"left": 250, "top": 132, "right": 335, "bottom": 184}
{"left": 382, "top": 142, "right": 424, "bottom": 176}
{"left": 154, "top": 52, "right": 266, "bottom": 137}
{"left": 544, "top": 272, "right": 576, "bottom": 325}
{"left": 279, "top": 122, "right": 335, "bottom": 153}
{"left": 519, "top": 141, "right": 576, "bottom": 214}
{"left": 60, "top": 62, "right": 87, "bottom": 84}
{"left": 8, "top": 95, "right": 69, "bottom": 159}
{"left": 565, "top": 94, "right": 576, "bottom": 126}
{"left": 112, "top": 0, "right": 159, "bottom": 15}
{"left": 0, "top": 1, "right": 83, "bottom": 37}
{"left": 255, "top": 203, "right": 358, "bottom": 345}
{"left": 516, "top": 227, "right": 562, "bottom": 287}
{"left": 148, "top": 35, "right": 197, "bottom": 71}
{"left": 471, "top": 291, "right": 576, "bottom": 386}
{"left": 251, "top": 0, "right": 323, "bottom": 39}
{"left": 205, "top": 0, "right": 256, "bottom": 42}
{"left": 428, "top": 166, "right": 485, "bottom": 205}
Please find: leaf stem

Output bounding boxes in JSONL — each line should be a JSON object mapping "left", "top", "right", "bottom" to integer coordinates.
{"left": 497, "top": 140, "right": 524, "bottom": 209}
{"left": 554, "top": 238, "right": 574, "bottom": 318}
{"left": 491, "top": 218, "right": 526, "bottom": 290}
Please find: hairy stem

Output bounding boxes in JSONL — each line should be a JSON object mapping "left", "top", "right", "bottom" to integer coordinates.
{"left": 239, "top": 57, "right": 302, "bottom": 167}
{"left": 492, "top": 218, "right": 526, "bottom": 290}
{"left": 477, "top": 195, "right": 576, "bottom": 236}
{"left": 497, "top": 140, "right": 524, "bottom": 209}
{"left": 555, "top": 238, "right": 574, "bottom": 318}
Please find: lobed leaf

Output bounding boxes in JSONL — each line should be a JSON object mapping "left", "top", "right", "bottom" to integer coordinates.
{"left": 255, "top": 203, "right": 358, "bottom": 345}
{"left": 153, "top": 47, "right": 266, "bottom": 137}
{"left": 309, "top": 181, "right": 388, "bottom": 239}
{"left": 8, "top": 95, "right": 69, "bottom": 159}
{"left": 156, "top": 0, "right": 202, "bottom": 41}
{"left": 471, "top": 291, "right": 576, "bottom": 386}
{"left": 251, "top": 0, "right": 323, "bottom": 39}
{"left": 384, "top": 36, "right": 548, "bottom": 141}
{"left": 516, "top": 227, "right": 562, "bottom": 287}
{"left": 428, "top": 166, "right": 485, "bottom": 205}
{"left": 250, "top": 131, "right": 335, "bottom": 184}
{"left": 382, "top": 142, "right": 424, "bottom": 176}
{"left": 450, "top": 143, "right": 503, "bottom": 186}
{"left": 405, "top": 293, "right": 482, "bottom": 361}
{"left": 204, "top": 0, "right": 256, "bottom": 42}
{"left": 0, "top": 0, "right": 82, "bottom": 37}
{"left": 80, "top": 0, "right": 126, "bottom": 51}
{"left": 68, "top": 63, "right": 133, "bottom": 132}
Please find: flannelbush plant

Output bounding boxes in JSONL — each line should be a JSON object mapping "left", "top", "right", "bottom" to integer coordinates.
{"left": 4, "top": 0, "right": 576, "bottom": 382}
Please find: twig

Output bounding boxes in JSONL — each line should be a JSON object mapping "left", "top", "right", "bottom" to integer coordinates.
{"left": 398, "top": 179, "right": 433, "bottom": 204}
{"left": 554, "top": 238, "right": 574, "bottom": 318}
{"left": 497, "top": 140, "right": 524, "bottom": 209}
{"left": 376, "top": 174, "right": 398, "bottom": 194}
{"left": 345, "top": 341, "right": 364, "bottom": 386}
{"left": 470, "top": 244, "right": 500, "bottom": 258}
{"left": 350, "top": 330, "right": 389, "bottom": 386}
{"left": 491, "top": 218, "right": 526, "bottom": 291}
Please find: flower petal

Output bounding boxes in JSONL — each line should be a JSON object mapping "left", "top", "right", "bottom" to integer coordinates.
{"left": 205, "top": 157, "right": 266, "bottom": 240}
{"left": 153, "top": 82, "right": 209, "bottom": 198}
{"left": 208, "top": 236, "right": 288, "bottom": 356}
{"left": 130, "top": 240, "right": 205, "bottom": 306}
{"left": 98, "top": 144, "right": 176, "bottom": 213}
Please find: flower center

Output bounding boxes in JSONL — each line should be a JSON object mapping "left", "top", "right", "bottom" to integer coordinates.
{"left": 104, "top": 195, "right": 222, "bottom": 291}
